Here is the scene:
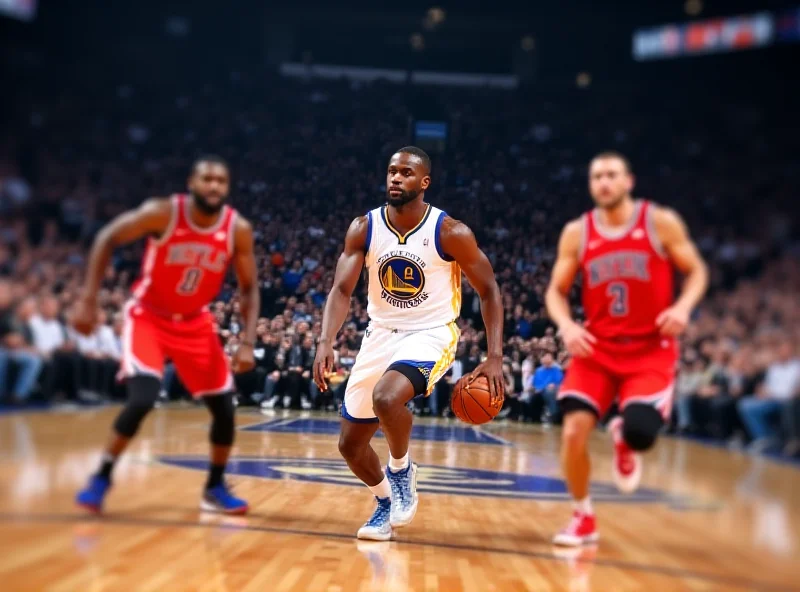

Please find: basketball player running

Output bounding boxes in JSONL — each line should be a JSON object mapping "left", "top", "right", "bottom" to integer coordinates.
{"left": 313, "top": 147, "right": 504, "bottom": 541}
{"left": 74, "top": 156, "right": 259, "bottom": 514}
{"left": 547, "top": 152, "right": 708, "bottom": 546}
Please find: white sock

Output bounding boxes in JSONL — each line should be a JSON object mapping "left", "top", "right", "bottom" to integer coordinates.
{"left": 367, "top": 477, "right": 391, "bottom": 499}
{"left": 574, "top": 497, "right": 593, "bottom": 515}
{"left": 388, "top": 452, "right": 409, "bottom": 472}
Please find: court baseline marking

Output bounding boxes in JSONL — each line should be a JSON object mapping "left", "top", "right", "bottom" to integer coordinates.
{"left": 0, "top": 512, "right": 790, "bottom": 591}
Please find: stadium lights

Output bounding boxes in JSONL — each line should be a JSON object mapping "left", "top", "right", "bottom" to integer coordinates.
{"left": 685, "top": 0, "right": 703, "bottom": 17}
{"left": 428, "top": 7, "right": 446, "bottom": 24}
{"left": 410, "top": 33, "right": 425, "bottom": 51}
{"left": 576, "top": 72, "right": 592, "bottom": 88}
{"left": 521, "top": 36, "right": 536, "bottom": 51}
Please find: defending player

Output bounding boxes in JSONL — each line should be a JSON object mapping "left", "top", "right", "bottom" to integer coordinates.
{"left": 546, "top": 152, "right": 708, "bottom": 545}
{"left": 313, "top": 147, "right": 504, "bottom": 540}
{"left": 74, "top": 156, "right": 259, "bottom": 515}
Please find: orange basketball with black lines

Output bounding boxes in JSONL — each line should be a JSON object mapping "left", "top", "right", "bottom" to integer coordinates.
{"left": 451, "top": 375, "right": 502, "bottom": 425}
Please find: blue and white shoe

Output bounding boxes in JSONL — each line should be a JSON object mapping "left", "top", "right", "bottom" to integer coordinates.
{"left": 386, "top": 463, "right": 418, "bottom": 528}
{"left": 357, "top": 496, "right": 393, "bottom": 541}
{"left": 200, "top": 483, "right": 249, "bottom": 515}
{"left": 76, "top": 475, "right": 112, "bottom": 513}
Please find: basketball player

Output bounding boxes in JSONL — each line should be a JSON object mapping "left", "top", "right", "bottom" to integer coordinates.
{"left": 74, "top": 156, "right": 259, "bottom": 515}
{"left": 546, "top": 152, "right": 708, "bottom": 545}
{"left": 312, "top": 147, "right": 504, "bottom": 540}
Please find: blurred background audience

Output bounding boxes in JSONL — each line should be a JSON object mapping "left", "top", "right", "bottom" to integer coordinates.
{"left": 1, "top": 6, "right": 797, "bottom": 460}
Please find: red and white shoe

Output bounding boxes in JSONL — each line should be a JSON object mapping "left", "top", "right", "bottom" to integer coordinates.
{"left": 609, "top": 416, "right": 642, "bottom": 494}
{"left": 552, "top": 511, "right": 599, "bottom": 546}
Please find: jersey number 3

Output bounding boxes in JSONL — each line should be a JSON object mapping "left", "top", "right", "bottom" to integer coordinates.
{"left": 607, "top": 282, "right": 629, "bottom": 317}
{"left": 177, "top": 267, "right": 203, "bottom": 295}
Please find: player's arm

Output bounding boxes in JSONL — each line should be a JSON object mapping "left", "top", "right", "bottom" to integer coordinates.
{"left": 231, "top": 216, "right": 260, "bottom": 373}
{"left": 73, "top": 198, "right": 172, "bottom": 334}
{"left": 313, "top": 216, "right": 367, "bottom": 391}
{"left": 652, "top": 206, "right": 708, "bottom": 336}
{"left": 439, "top": 217, "right": 504, "bottom": 404}
{"left": 545, "top": 220, "right": 597, "bottom": 357}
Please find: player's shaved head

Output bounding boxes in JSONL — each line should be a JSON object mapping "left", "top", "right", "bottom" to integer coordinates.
{"left": 395, "top": 146, "right": 431, "bottom": 175}
{"left": 192, "top": 154, "right": 229, "bottom": 175}
{"left": 591, "top": 151, "right": 632, "bottom": 174}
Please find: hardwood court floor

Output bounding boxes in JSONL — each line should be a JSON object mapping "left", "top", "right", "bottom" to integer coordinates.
{"left": 0, "top": 406, "right": 798, "bottom": 591}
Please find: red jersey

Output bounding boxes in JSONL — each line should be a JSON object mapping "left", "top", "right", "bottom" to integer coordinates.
{"left": 579, "top": 200, "right": 674, "bottom": 348}
{"left": 131, "top": 194, "right": 238, "bottom": 318}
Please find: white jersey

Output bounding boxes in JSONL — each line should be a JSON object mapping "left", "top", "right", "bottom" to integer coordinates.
{"left": 365, "top": 203, "right": 462, "bottom": 331}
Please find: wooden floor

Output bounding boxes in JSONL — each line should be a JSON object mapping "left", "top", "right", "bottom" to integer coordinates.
{"left": 0, "top": 406, "right": 798, "bottom": 592}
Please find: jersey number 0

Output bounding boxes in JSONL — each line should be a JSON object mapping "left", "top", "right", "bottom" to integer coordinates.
{"left": 177, "top": 267, "right": 203, "bottom": 295}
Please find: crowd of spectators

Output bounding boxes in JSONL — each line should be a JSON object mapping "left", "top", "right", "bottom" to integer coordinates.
{"left": 1, "top": 45, "right": 798, "bottom": 457}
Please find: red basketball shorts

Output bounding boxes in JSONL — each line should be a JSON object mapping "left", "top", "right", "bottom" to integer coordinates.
{"left": 120, "top": 302, "right": 233, "bottom": 396}
{"left": 558, "top": 338, "right": 678, "bottom": 420}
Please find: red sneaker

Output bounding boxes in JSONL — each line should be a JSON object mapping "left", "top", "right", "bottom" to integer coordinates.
{"left": 552, "top": 511, "right": 599, "bottom": 546}
{"left": 609, "top": 416, "right": 642, "bottom": 494}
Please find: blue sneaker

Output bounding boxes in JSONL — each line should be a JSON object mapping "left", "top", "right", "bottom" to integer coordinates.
{"left": 386, "top": 463, "right": 418, "bottom": 528}
{"left": 357, "top": 496, "right": 392, "bottom": 541}
{"left": 200, "top": 483, "right": 249, "bottom": 515}
{"left": 76, "top": 475, "right": 111, "bottom": 513}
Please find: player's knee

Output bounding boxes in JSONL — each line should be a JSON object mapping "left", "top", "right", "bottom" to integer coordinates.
{"left": 114, "top": 376, "right": 159, "bottom": 437}
{"left": 372, "top": 385, "right": 402, "bottom": 416}
{"left": 562, "top": 419, "right": 592, "bottom": 452}
{"left": 204, "top": 392, "right": 236, "bottom": 446}
{"left": 560, "top": 400, "right": 596, "bottom": 451}
{"left": 338, "top": 432, "right": 363, "bottom": 461}
{"left": 622, "top": 404, "right": 662, "bottom": 451}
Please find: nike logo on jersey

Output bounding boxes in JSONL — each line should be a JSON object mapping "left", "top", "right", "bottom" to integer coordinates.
{"left": 631, "top": 229, "right": 646, "bottom": 240}
{"left": 587, "top": 240, "right": 603, "bottom": 250}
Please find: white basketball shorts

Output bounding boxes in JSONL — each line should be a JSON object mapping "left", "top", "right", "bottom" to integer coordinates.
{"left": 342, "top": 322, "right": 459, "bottom": 422}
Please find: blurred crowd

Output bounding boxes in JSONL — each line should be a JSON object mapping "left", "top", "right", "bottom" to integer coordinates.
{"left": 1, "top": 47, "right": 798, "bottom": 457}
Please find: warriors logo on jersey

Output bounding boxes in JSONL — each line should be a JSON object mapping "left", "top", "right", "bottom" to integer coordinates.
{"left": 377, "top": 252, "right": 428, "bottom": 308}
{"left": 365, "top": 203, "right": 461, "bottom": 331}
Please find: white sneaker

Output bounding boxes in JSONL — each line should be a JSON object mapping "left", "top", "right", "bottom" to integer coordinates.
{"left": 357, "top": 496, "right": 393, "bottom": 541}
{"left": 301, "top": 397, "right": 312, "bottom": 410}
{"left": 609, "top": 417, "right": 642, "bottom": 494}
{"left": 260, "top": 396, "right": 279, "bottom": 410}
{"left": 386, "top": 463, "right": 418, "bottom": 528}
{"left": 282, "top": 395, "right": 292, "bottom": 408}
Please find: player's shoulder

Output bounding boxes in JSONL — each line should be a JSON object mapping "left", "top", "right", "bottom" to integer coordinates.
{"left": 232, "top": 211, "right": 254, "bottom": 233}
{"left": 561, "top": 217, "right": 585, "bottom": 239}
{"left": 343, "top": 215, "right": 370, "bottom": 249}
{"left": 349, "top": 214, "right": 370, "bottom": 233}
{"left": 647, "top": 201, "right": 686, "bottom": 231}
{"left": 438, "top": 215, "right": 474, "bottom": 241}
{"left": 134, "top": 197, "right": 175, "bottom": 228}
{"left": 141, "top": 196, "right": 175, "bottom": 213}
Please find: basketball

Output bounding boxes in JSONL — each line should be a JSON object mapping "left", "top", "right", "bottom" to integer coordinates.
{"left": 451, "top": 375, "right": 502, "bottom": 425}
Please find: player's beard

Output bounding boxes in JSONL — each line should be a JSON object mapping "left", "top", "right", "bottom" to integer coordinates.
{"left": 191, "top": 192, "right": 225, "bottom": 215}
{"left": 386, "top": 187, "right": 419, "bottom": 208}
{"left": 596, "top": 191, "right": 627, "bottom": 210}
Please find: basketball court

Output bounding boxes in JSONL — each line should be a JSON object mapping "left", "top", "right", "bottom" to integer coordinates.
{"left": 0, "top": 406, "right": 797, "bottom": 591}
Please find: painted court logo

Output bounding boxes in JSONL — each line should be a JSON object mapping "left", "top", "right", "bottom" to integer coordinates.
{"left": 157, "top": 456, "right": 717, "bottom": 510}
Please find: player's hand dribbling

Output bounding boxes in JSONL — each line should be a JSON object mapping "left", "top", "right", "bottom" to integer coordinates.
{"left": 313, "top": 338, "right": 334, "bottom": 392}
{"left": 560, "top": 321, "right": 597, "bottom": 358}
{"left": 71, "top": 297, "right": 99, "bottom": 336}
{"left": 468, "top": 354, "right": 505, "bottom": 409}
{"left": 656, "top": 304, "right": 690, "bottom": 337}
